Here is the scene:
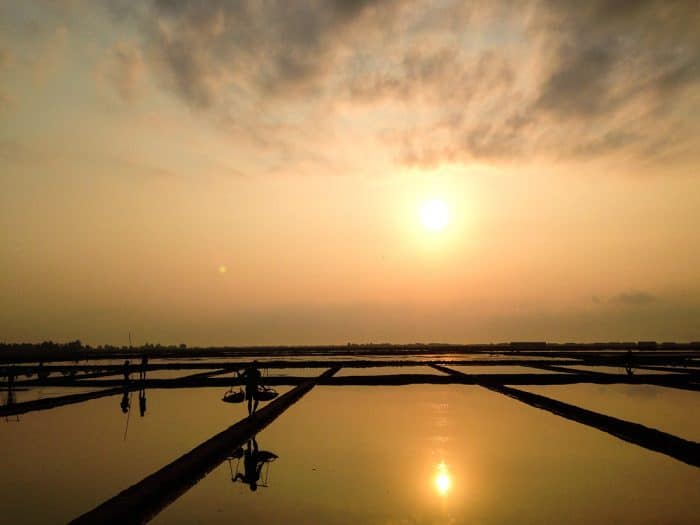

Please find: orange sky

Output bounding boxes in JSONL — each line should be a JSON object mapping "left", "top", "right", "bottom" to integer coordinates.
{"left": 1, "top": 1, "right": 699, "bottom": 345}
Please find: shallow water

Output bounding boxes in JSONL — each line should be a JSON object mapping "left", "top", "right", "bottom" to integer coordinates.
{"left": 447, "top": 364, "right": 559, "bottom": 374}
{"left": 2, "top": 381, "right": 699, "bottom": 524}
{"left": 520, "top": 383, "right": 700, "bottom": 442}
{"left": 563, "top": 365, "right": 680, "bottom": 375}
{"left": 335, "top": 365, "right": 439, "bottom": 376}
{"left": 218, "top": 367, "right": 323, "bottom": 379}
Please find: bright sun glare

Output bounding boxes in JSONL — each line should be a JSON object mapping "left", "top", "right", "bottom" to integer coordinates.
{"left": 420, "top": 199, "right": 450, "bottom": 232}
{"left": 434, "top": 462, "right": 452, "bottom": 496}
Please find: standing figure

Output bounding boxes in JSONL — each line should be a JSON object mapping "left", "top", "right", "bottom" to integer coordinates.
{"left": 241, "top": 362, "right": 262, "bottom": 415}
{"left": 123, "top": 360, "right": 131, "bottom": 383}
{"left": 5, "top": 369, "right": 15, "bottom": 408}
{"left": 625, "top": 349, "right": 634, "bottom": 376}
{"left": 140, "top": 354, "right": 148, "bottom": 382}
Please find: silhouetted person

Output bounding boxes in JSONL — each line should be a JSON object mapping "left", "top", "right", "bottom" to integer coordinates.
{"left": 37, "top": 362, "right": 49, "bottom": 381}
{"left": 140, "top": 354, "right": 148, "bottom": 382}
{"left": 123, "top": 360, "right": 131, "bottom": 383}
{"left": 233, "top": 438, "right": 265, "bottom": 491}
{"left": 138, "top": 388, "right": 147, "bottom": 417}
{"left": 625, "top": 350, "right": 634, "bottom": 376}
{"left": 241, "top": 362, "right": 262, "bottom": 415}
{"left": 5, "top": 370, "right": 15, "bottom": 408}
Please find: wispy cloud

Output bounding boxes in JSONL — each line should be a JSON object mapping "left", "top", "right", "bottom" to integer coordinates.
{"left": 97, "top": 41, "right": 146, "bottom": 102}
{"left": 609, "top": 290, "right": 658, "bottom": 306}
{"left": 8, "top": 1, "right": 700, "bottom": 170}
{"left": 592, "top": 291, "right": 659, "bottom": 306}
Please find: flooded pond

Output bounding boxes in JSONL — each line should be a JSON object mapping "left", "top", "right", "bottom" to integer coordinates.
{"left": 1, "top": 380, "right": 699, "bottom": 524}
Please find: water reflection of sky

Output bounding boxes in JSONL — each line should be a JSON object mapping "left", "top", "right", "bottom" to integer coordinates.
{"left": 1, "top": 384, "right": 699, "bottom": 524}
{"left": 335, "top": 365, "right": 440, "bottom": 376}
{"left": 521, "top": 384, "right": 700, "bottom": 442}
{"left": 446, "top": 365, "right": 560, "bottom": 374}
{"left": 155, "top": 385, "right": 699, "bottom": 524}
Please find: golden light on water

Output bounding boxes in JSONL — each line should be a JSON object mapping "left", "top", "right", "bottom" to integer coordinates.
{"left": 434, "top": 462, "right": 452, "bottom": 496}
{"left": 419, "top": 199, "right": 450, "bottom": 232}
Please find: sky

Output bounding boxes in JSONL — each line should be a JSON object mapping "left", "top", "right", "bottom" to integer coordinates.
{"left": 1, "top": 0, "right": 699, "bottom": 346}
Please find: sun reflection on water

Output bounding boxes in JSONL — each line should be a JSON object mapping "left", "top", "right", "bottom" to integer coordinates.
{"left": 434, "top": 462, "right": 452, "bottom": 496}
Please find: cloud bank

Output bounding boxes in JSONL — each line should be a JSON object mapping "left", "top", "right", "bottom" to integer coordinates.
{"left": 92, "top": 0, "right": 700, "bottom": 169}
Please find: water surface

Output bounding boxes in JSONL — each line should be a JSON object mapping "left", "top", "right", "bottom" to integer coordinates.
{"left": 3, "top": 383, "right": 698, "bottom": 524}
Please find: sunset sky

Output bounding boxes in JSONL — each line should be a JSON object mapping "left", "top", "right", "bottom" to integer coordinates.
{"left": 1, "top": 1, "right": 699, "bottom": 345}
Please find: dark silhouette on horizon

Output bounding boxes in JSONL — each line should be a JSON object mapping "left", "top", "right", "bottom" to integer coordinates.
{"left": 625, "top": 350, "right": 635, "bottom": 376}
{"left": 4, "top": 369, "right": 15, "bottom": 408}
{"left": 5, "top": 369, "right": 14, "bottom": 400}
{"left": 3, "top": 369, "right": 20, "bottom": 423}
{"left": 139, "top": 354, "right": 148, "bottom": 382}
{"left": 123, "top": 360, "right": 131, "bottom": 383}
{"left": 37, "top": 362, "right": 49, "bottom": 380}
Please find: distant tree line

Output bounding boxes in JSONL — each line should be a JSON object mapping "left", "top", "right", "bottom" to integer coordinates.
{"left": 0, "top": 341, "right": 188, "bottom": 352}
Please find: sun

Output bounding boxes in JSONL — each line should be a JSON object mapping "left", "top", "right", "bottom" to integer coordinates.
{"left": 419, "top": 199, "right": 450, "bottom": 232}
{"left": 434, "top": 462, "right": 452, "bottom": 496}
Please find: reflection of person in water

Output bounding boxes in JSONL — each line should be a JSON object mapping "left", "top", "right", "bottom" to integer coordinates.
{"left": 120, "top": 390, "right": 130, "bottom": 413}
{"left": 241, "top": 362, "right": 262, "bottom": 415}
{"left": 138, "top": 388, "right": 147, "bottom": 417}
{"left": 233, "top": 438, "right": 266, "bottom": 491}
{"left": 137, "top": 354, "right": 148, "bottom": 417}
{"left": 120, "top": 363, "right": 132, "bottom": 414}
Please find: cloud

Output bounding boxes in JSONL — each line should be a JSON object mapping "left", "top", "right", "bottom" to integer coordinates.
{"left": 94, "top": 0, "right": 700, "bottom": 169}
{"left": 0, "top": 139, "right": 41, "bottom": 164}
{"left": 111, "top": 42, "right": 145, "bottom": 101}
{"left": 539, "top": 0, "right": 700, "bottom": 107}
{"left": 609, "top": 291, "right": 658, "bottom": 305}
{"left": 535, "top": 44, "right": 619, "bottom": 118}
{"left": 0, "top": 46, "right": 10, "bottom": 68}
{"left": 122, "top": 0, "right": 407, "bottom": 108}
{"left": 95, "top": 41, "right": 146, "bottom": 101}
{"left": 571, "top": 131, "right": 641, "bottom": 157}
{"left": 0, "top": 46, "right": 12, "bottom": 109}
{"left": 0, "top": 139, "right": 179, "bottom": 182}
{"left": 392, "top": 1, "right": 700, "bottom": 165}
{"left": 592, "top": 290, "right": 661, "bottom": 306}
